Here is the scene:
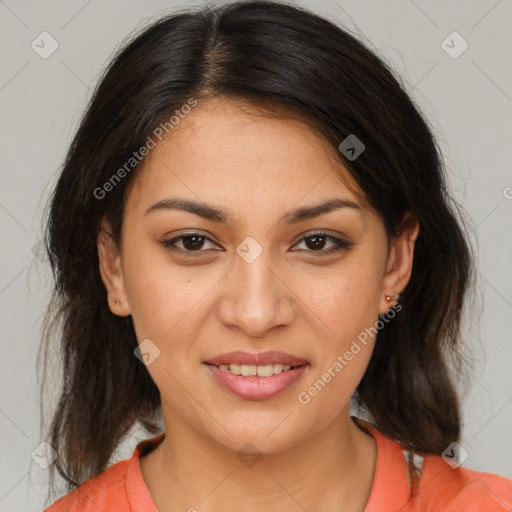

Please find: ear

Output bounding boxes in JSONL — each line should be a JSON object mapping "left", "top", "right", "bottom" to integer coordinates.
{"left": 378, "top": 213, "right": 420, "bottom": 315}
{"left": 97, "top": 217, "right": 131, "bottom": 316}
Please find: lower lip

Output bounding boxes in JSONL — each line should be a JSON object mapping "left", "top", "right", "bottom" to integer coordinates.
{"left": 204, "top": 364, "right": 308, "bottom": 400}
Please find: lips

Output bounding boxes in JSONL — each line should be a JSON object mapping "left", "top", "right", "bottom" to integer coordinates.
{"left": 204, "top": 350, "right": 309, "bottom": 367}
{"left": 205, "top": 362, "right": 308, "bottom": 400}
{"left": 203, "top": 351, "right": 310, "bottom": 400}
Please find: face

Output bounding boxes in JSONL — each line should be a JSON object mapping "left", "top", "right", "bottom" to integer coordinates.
{"left": 98, "top": 98, "right": 418, "bottom": 454}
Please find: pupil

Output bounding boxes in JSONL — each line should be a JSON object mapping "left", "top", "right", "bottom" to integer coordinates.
{"left": 183, "top": 236, "right": 204, "bottom": 250}
{"left": 307, "top": 235, "right": 325, "bottom": 250}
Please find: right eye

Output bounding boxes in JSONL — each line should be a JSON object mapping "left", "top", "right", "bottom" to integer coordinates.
{"left": 161, "top": 233, "right": 221, "bottom": 256}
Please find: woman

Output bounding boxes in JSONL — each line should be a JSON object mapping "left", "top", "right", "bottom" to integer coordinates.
{"left": 40, "top": 1, "right": 512, "bottom": 511}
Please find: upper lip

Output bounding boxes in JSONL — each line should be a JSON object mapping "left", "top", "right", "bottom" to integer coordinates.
{"left": 204, "top": 351, "right": 309, "bottom": 367}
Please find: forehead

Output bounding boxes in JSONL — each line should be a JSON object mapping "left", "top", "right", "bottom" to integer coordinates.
{"left": 125, "top": 98, "right": 366, "bottom": 220}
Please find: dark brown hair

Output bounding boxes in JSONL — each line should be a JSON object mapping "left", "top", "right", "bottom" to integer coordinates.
{"left": 38, "top": 0, "right": 474, "bottom": 502}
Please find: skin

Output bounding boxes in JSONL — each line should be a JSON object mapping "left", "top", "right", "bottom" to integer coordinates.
{"left": 98, "top": 97, "right": 419, "bottom": 512}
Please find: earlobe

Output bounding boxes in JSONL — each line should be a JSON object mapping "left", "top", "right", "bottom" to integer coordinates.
{"left": 97, "top": 219, "right": 131, "bottom": 316}
{"left": 379, "top": 214, "right": 419, "bottom": 315}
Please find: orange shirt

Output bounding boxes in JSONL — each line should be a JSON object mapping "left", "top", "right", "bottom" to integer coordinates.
{"left": 44, "top": 418, "right": 512, "bottom": 511}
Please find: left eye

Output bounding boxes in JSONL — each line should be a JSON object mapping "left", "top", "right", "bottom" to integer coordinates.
{"left": 292, "top": 233, "right": 353, "bottom": 255}
{"left": 161, "top": 232, "right": 352, "bottom": 256}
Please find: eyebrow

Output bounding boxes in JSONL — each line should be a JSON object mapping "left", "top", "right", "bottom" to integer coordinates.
{"left": 145, "top": 197, "right": 362, "bottom": 224}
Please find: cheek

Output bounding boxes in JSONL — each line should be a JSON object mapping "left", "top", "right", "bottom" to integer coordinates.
{"left": 309, "top": 254, "right": 383, "bottom": 343}
{"left": 127, "top": 273, "right": 215, "bottom": 345}
{"left": 294, "top": 254, "right": 383, "bottom": 408}
{"left": 125, "top": 272, "right": 193, "bottom": 375}
{"left": 121, "top": 243, "right": 207, "bottom": 340}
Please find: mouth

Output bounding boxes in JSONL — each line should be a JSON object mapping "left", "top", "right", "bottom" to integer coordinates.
{"left": 203, "top": 350, "right": 310, "bottom": 400}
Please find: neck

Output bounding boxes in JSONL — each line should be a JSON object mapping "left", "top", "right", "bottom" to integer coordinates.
{"left": 140, "top": 409, "right": 376, "bottom": 512}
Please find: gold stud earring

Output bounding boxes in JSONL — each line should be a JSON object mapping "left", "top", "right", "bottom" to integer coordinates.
{"left": 385, "top": 294, "right": 398, "bottom": 303}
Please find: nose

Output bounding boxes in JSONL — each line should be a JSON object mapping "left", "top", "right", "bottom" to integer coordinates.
{"left": 216, "top": 247, "right": 296, "bottom": 338}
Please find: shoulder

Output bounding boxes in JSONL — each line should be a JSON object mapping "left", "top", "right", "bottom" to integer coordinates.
{"left": 416, "top": 453, "right": 512, "bottom": 511}
{"left": 353, "top": 417, "right": 512, "bottom": 511}
{"left": 43, "top": 459, "right": 130, "bottom": 512}
{"left": 43, "top": 433, "right": 164, "bottom": 512}
{"left": 387, "top": 436, "right": 512, "bottom": 510}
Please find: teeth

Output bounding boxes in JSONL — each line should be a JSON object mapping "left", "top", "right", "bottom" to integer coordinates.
{"left": 240, "top": 364, "right": 257, "bottom": 376}
{"left": 256, "top": 364, "right": 274, "bottom": 377}
{"left": 216, "top": 363, "right": 298, "bottom": 377}
{"left": 228, "top": 364, "right": 240, "bottom": 375}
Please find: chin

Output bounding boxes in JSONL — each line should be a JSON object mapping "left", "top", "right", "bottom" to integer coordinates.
{"left": 203, "top": 417, "right": 307, "bottom": 457}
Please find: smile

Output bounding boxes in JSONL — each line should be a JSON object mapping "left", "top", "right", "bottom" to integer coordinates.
{"left": 204, "top": 362, "right": 309, "bottom": 400}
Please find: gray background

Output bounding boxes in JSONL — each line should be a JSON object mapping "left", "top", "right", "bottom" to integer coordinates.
{"left": 1, "top": 0, "right": 511, "bottom": 510}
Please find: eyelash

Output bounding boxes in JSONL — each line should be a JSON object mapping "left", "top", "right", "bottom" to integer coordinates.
{"left": 161, "top": 232, "right": 353, "bottom": 257}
